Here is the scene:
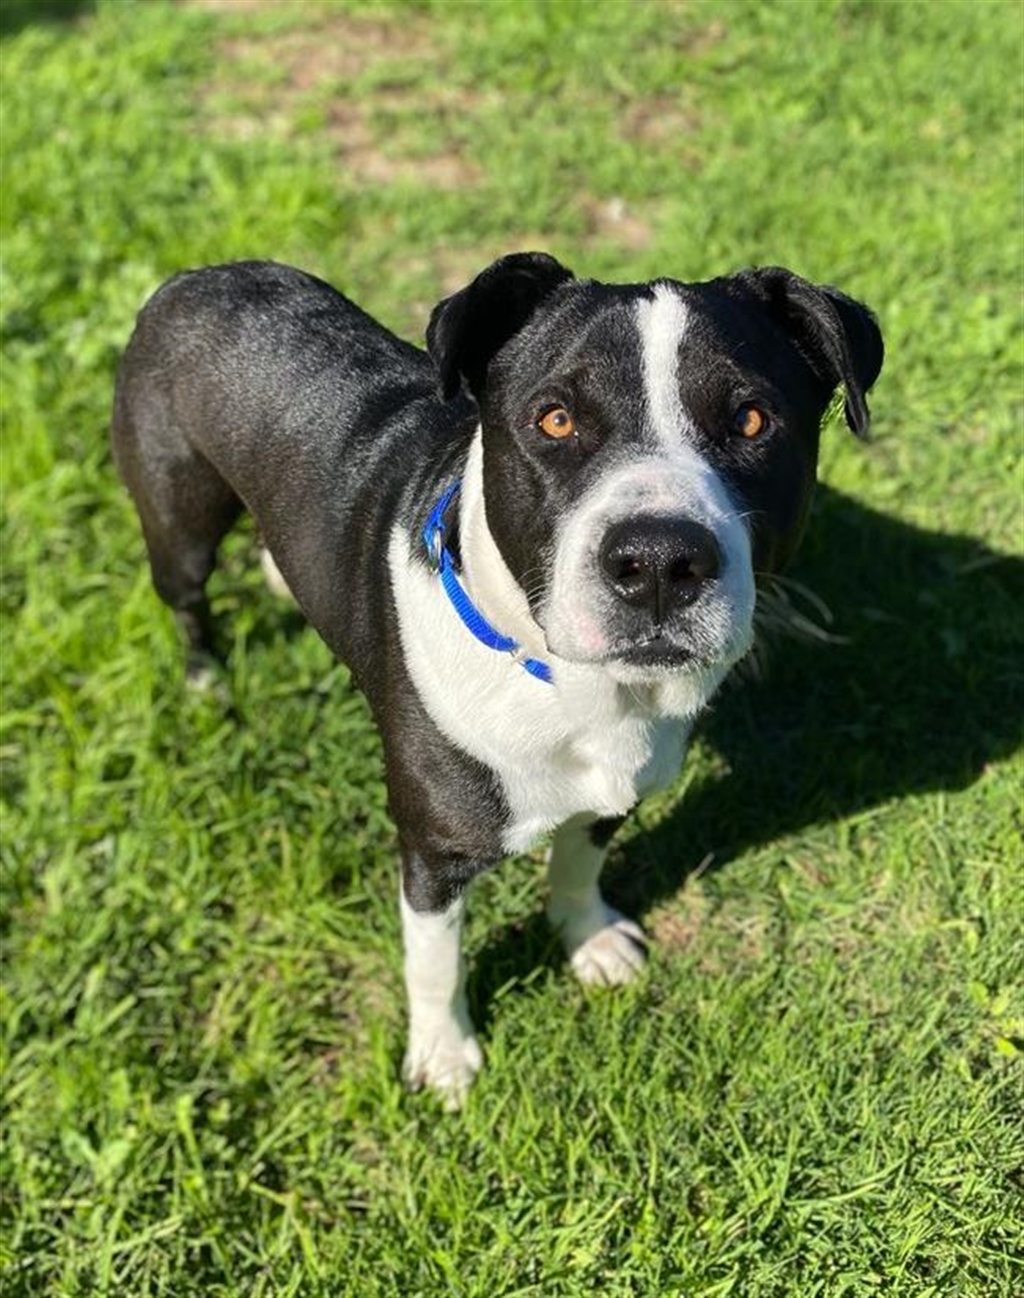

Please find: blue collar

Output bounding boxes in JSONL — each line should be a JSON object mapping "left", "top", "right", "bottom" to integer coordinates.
{"left": 422, "top": 481, "right": 554, "bottom": 685}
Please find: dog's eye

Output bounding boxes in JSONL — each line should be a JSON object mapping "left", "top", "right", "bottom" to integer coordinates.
{"left": 734, "top": 404, "right": 767, "bottom": 439}
{"left": 537, "top": 406, "right": 576, "bottom": 439}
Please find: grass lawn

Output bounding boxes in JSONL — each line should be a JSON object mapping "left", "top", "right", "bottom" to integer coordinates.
{"left": 2, "top": 0, "right": 1022, "bottom": 1293}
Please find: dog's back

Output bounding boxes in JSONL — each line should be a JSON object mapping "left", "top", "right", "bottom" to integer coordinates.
{"left": 112, "top": 261, "right": 462, "bottom": 670}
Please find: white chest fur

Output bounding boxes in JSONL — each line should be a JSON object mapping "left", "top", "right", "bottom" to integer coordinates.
{"left": 387, "top": 434, "right": 700, "bottom": 853}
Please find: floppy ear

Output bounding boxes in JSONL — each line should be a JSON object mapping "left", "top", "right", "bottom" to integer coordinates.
{"left": 426, "top": 252, "right": 574, "bottom": 402}
{"left": 736, "top": 267, "right": 884, "bottom": 437}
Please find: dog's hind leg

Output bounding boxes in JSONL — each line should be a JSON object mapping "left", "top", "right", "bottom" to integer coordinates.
{"left": 143, "top": 504, "right": 241, "bottom": 684}
{"left": 112, "top": 391, "right": 243, "bottom": 681}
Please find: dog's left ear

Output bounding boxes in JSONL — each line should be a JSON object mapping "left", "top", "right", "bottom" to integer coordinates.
{"left": 736, "top": 267, "right": 884, "bottom": 437}
{"left": 427, "top": 252, "right": 574, "bottom": 402}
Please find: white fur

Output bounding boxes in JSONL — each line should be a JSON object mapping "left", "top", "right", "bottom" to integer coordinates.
{"left": 548, "top": 815, "right": 647, "bottom": 985}
{"left": 458, "top": 430, "right": 548, "bottom": 660}
{"left": 260, "top": 547, "right": 295, "bottom": 602}
{"left": 388, "top": 432, "right": 697, "bottom": 855}
{"left": 638, "top": 285, "right": 692, "bottom": 458}
{"left": 400, "top": 889, "right": 481, "bottom": 1108}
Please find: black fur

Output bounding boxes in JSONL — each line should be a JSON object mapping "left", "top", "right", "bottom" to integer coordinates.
{"left": 589, "top": 816, "right": 627, "bottom": 850}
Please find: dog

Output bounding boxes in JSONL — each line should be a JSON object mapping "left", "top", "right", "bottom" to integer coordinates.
{"left": 112, "top": 253, "right": 883, "bottom": 1105}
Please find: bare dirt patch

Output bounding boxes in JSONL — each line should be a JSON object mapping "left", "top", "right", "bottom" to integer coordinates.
{"left": 615, "top": 20, "right": 721, "bottom": 166}
{"left": 581, "top": 196, "right": 655, "bottom": 252}
{"left": 648, "top": 885, "right": 714, "bottom": 952}
{"left": 621, "top": 94, "right": 703, "bottom": 147}
{"left": 678, "top": 17, "right": 727, "bottom": 56}
{"left": 198, "top": 6, "right": 479, "bottom": 190}
{"left": 325, "top": 100, "right": 480, "bottom": 191}
{"left": 218, "top": 13, "right": 438, "bottom": 91}
{"left": 184, "top": 0, "right": 280, "bottom": 11}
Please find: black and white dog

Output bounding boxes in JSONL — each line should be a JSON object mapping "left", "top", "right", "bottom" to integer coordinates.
{"left": 112, "top": 254, "right": 882, "bottom": 1104}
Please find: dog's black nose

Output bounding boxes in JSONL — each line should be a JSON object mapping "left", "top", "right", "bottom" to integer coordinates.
{"left": 599, "top": 516, "right": 721, "bottom": 618}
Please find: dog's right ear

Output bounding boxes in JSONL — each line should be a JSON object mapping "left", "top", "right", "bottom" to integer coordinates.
{"left": 733, "top": 267, "right": 884, "bottom": 438}
{"left": 427, "top": 252, "right": 574, "bottom": 402}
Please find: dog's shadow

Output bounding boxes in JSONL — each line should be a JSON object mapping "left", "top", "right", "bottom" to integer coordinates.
{"left": 469, "top": 484, "right": 1023, "bottom": 1015}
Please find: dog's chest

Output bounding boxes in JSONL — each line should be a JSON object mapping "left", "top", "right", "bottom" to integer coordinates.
{"left": 497, "top": 709, "right": 689, "bottom": 853}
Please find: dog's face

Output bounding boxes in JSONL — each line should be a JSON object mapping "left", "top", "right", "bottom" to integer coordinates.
{"left": 428, "top": 254, "right": 883, "bottom": 680}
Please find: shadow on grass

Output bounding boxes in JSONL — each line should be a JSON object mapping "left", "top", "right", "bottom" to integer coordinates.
{"left": 470, "top": 483, "right": 1024, "bottom": 1007}
{"left": 0, "top": 0, "right": 93, "bottom": 38}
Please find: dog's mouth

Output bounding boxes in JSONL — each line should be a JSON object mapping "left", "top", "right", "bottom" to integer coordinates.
{"left": 538, "top": 602, "right": 748, "bottom": 675}
{"left": 603, "top": 632, "right": 703, "bottom": 671}
{"left": 540, "top": 616, "right": 718, "bottom": 672}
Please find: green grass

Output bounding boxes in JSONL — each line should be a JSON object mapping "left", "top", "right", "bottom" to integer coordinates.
{"left": 2, "top": 0, "right": 1022, "bottom": 1293}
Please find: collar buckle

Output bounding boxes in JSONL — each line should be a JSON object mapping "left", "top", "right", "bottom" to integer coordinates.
{"left": 426, "top": 529, "right": 444, "bottom": 573}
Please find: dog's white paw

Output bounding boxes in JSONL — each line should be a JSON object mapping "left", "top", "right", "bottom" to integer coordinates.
{"left": 403, "top": 1023, "right": 483, "bottom": 1110}
{"left": 560, "top": 906, "right": 648, "bottom": 987}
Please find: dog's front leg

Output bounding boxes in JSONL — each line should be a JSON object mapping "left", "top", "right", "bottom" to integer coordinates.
{"left": 547, "top": 813, "right": 647, "bottom": 986}
{"left": 400, "top": 860, "right": 481, "bottom": 1108}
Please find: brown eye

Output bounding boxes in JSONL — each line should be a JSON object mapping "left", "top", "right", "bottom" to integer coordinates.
{"left": 538, "top": 406, "right": 576, "bottom": 439}
{"left": 734, "top": 404, "right": 767, "bottom": 439}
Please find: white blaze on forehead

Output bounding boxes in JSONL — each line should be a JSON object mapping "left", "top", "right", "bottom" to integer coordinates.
{"left": 636, "top": 284, "right": 691, "bottom": 453}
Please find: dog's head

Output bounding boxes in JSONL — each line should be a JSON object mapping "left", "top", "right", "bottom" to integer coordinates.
{"left": 428, "top": 253, "right": 883, "bottom": 683}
